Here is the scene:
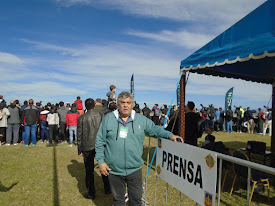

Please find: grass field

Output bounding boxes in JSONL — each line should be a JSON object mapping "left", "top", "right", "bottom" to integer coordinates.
{"left": 0, "top": 131, "right": 274, "bottom": 206}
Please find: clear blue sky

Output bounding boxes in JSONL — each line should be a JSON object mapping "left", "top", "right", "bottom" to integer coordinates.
{"left": 0, "top": 0, "right": 272, "bottom": 110}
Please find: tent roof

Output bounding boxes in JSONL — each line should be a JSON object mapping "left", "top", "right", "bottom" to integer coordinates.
{"left": 180, "top": 0, "right": 275, "bottom": 84}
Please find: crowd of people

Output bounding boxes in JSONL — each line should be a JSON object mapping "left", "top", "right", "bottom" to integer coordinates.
{"left": 0, "top": 92, "right": 272, "bottom": 147}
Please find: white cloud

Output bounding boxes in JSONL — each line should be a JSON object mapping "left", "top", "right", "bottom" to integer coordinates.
{"left": 186, "top": 73, "right": 272, "bottom": 101}
{"left": 0, "top": 52, "right": 24, "bottom": 64}
{"left": 126, "top": 29, "right": 214, "bottom": 49}
{"left": 55, "top": 0, "right": 266, "bottom": 26}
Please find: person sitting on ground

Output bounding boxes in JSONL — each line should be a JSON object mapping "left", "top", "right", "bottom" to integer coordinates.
{"left": 203, "top": 126, "right": 215, "bottom": 145}
{"left": 106, "top": 85, "right": 116, "bottom": 103}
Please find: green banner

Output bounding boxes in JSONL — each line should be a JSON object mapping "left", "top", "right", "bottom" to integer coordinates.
{"left": 130, "top": 74, "right": 134, "bottom": 97}
{"left": 225, "top": 87, "right": 234, "bottom": 111}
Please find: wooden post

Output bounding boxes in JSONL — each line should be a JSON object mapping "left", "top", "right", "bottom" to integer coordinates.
{"left": 179, "top": 72, "right": 186, "bottom": 139}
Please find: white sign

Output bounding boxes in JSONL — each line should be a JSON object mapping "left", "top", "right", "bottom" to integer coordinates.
{"left": 156, "top": 138, "right": 217, "bottom": 206}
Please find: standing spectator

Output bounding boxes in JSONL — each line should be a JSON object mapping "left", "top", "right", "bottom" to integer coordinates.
{"left": 22, "top": 99, "right": 40, "bottom": 146}
{"left": 47, "top": 105, "right": 59, "bottom": 144}
{"left": 15, "top": 100, "right": 20, "bottom": 108}
{"left": 57, "top": 101, "right": 69, "bottom": 143}
{"left": 235, "top": 107, "right": 242, "bottom": 133}
{"left": 95, "top": 91, "right": 183, "bottom": 206}
{"left": 75, "top": 96, "right": 84, "bottom": 116}
{"left": 142, "top": 103, "right": 151, "bottom": 119}
{"left": 77, "top": 98, "right": 111, "bottom": 200}
{"left": 263, "top": 108, "right": 272, "bottom": 136}
{"left": 102, "top": 99, "right": 109, "bottom": 114}
{"left": 0, "top": 100, "right": 10, "bottom": 145}
{"left": 152, "top": 104, "right": 160, "bottom": 125}
{"left": 160, "top": 104, "right": 168, "bottom": 115}
{"left": 214, "top": 108, "right": 220, "bottom": 132}
{"left": 133, "top": 102, "right": 141, "bottom": 113}
{"left": 245, "top": 107, "right": 255, "bottom": 134}
{"left": 257, "top": 108, "right": 264, "bottom": 134}
{"left": 185, "top": 101, "right": 201, "bottom": 146}
{"left": 104, "top": 102, "right": 117, "bottom": 115}
{"left": 20, "top": 100, "right": 28, "bottom": 144}
{"left": 66, "top": 103, "right": 80, "bottom": 146}
{"left": 40, "top": 106, "right": 49, "bottom": 143}
{"left": 6, "top": 100, "right": 21, "bottom": 145}
{"left": 219, "top": 108, "right": 225, "bottom": 131}
{"left": 225, "top": 106, "right": 233, "bottom": 133}
{"left": 106, "top": 85, "right": 116, "bottom": 103}
{"left": 94, "top": 98, "right": 103, "bottom": 112}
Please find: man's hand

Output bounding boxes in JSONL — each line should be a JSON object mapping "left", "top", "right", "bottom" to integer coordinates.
{"left": 99, "top": 163, "right": 111, "bottom": 176}
{"left": 170, "top": 135, "right": 184, "bottom": 143}
{"left": 79, "top": 153, "right": 83, "bottom": 156}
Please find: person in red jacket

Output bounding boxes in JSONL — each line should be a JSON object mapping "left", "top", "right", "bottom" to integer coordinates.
{"left": 66, "top": 103, "right": 80, "bottom": 146}
{"left": 74, "top": 96, "right": 84, "bottom": 116}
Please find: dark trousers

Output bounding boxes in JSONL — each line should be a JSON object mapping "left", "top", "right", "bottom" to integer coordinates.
{"left": 108, "top": 168, "right": 142, "bottom": 206}
{"left": 258, "top": 119, "right": 264, "bottom": 133}
{"left": 6, "top": 123, "right": 20, "bottom": 144}
{"left": 59, "top": 123, "right": 67, "bottom": 141}
{"left": 83, "top": 150, "right": 110, "bottom": 196}
{"left": 48, "top": 125, "right": 58, "bottom": 143}
{"left": 153, "top": 116, "right": 159, "bottom": 125}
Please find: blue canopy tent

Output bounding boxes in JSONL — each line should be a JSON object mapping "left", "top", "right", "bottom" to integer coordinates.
{"left": 179, "top": 0, "right": 275, "bottom": 161}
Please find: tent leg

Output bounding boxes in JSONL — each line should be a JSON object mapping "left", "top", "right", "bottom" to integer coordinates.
{"left": 180, "top": 72, "right": 186, "bottom": 138}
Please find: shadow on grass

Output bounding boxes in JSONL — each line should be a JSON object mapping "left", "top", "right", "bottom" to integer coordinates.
{"left": 67, "top": 160, "right": 86, "bottom": 195}
{"left": 46, "top": 143, "right": 60, "bottom": 206}
{"left": 0, "top": 181, "right": 18, "bottom": 192}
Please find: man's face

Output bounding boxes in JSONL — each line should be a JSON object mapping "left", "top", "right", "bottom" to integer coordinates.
{"left": 118, "top": 97, "right": 133, "bottom": 117}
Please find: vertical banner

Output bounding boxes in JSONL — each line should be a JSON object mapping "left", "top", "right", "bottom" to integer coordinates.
{"left": 225, "top": 87, "right": 234, "bottom": 111}
{"left": 130, "top": 73, "right": 134, "bottom": 97}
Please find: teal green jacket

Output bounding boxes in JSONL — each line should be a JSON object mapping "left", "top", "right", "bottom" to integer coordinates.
{"left": 95, "top": 109, "right": 173, "bottom": 176}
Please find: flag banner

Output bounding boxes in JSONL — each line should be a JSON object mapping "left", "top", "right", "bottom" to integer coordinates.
{"left": 225, "top": 87, "right": 234, "bottom": 111}
{"left": 156, "top": 139, "right": 217, "bottom": 206}
{"left": 130, "top": 74, "right": 134, "bottom": 96}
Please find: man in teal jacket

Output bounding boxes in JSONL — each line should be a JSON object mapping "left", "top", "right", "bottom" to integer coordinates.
{"left": 95, "top": 91, "right": 183, "bottom": 206}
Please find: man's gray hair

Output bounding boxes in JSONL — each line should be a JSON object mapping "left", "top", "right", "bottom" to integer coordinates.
{"left": 117, "top": 91, "right": 134, "bottom": 103}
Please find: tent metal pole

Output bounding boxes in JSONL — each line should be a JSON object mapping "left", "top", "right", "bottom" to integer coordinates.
{"left": 180, "top": 72, "right": 186, "bottom": 139}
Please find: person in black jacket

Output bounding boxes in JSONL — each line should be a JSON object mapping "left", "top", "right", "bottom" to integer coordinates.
{"left": 77, "top": 98, "right": 110, "bottom": 200}
{"left": 185, "top": 101, "right": 201, "bottom": 146}
{"left": 22, "top": 99, "right": 40, "bottom": 146}
{"left": 225, "top": 106, "right": 233, "bottom": 133}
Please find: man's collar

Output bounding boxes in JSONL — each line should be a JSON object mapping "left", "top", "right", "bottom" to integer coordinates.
{"left": 113, "top": 109, "right": 136, "bottom": 120}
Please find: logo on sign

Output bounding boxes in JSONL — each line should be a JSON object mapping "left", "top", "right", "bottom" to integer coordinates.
{"left": 205, "top": 154, "right": 215, "bottom": 169}
{"left": 156, "top": 165, "right": 161, "bottom": 175}
{"left": 158, "top": 139, "right": 162, "bottom": 148}
{"left": 204, "top": 191, "right": 213, "bottom": 206}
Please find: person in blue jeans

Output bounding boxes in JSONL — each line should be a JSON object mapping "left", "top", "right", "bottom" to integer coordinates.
{"left": 225, "top": 106, "right": 233, "bottom": 133}
{"left": 22, "top": 99, "right": 40, "bottom": 146}
{"left": 66, "top": 103, "right": 80, "bottom": 146}
{"left": 40, "top": 106, "right": 49, "bottom": 143}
